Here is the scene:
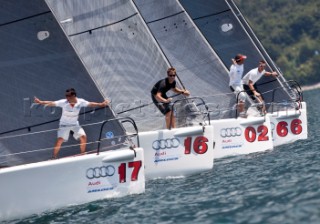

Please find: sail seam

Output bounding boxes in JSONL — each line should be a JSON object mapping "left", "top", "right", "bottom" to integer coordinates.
{"left": 69, "top": 13, "right": 138, "bottom": 37}
{"left": 0, "top": 11, "right": 51, "bottom": 27}
{"left": 146, "top": 11, "right": 185, "bottom": 24}
{"left": 193, "top": 9, "right": 230, "bottom": 21}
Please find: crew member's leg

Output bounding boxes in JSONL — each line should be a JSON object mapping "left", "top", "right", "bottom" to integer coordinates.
{"left": 152, "top": 94, "right": 174, "bottom": 129}
{"left": 232, "top": 85, "right": 246, "bottom": 116}
{"left": 165, "top": 110, "right": 176, "bottom": 129}
{"left": 53, "top": 137, "right": 64, "bottom": 159}
{"left": 54, "top": 126, "right": 70, "bottom": 159}
{"left": 79, "top": 135, "right": 87, "bottom": 154}
{"left": 243, "top": 84, "right": 266, "bottom": 115}
{"left": 73, "top": 126, "right": 87, "bottom": 155}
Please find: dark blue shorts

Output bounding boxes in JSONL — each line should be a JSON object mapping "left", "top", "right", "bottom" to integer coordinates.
{"left": 151, "top": 94, "right": 171, "bottom": 115}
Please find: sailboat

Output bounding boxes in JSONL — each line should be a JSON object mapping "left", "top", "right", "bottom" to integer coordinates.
{"left": 0, "top": 0, "right": 146, "bottom": 221}
{"left": 179, "top": 0, "right": 308, "bottom": 146}
{"left": 0, "top": 0, "right": 214, "bottom": 221}
{"left": 132, "top": 0, "right": 274, "bottom": 158}
{"left": 45, "top": 0, "right": 215, "bottom": 179}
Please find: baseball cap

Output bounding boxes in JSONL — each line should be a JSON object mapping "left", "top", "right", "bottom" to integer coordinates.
{"left": 235, "top": 54, "right": 247, "bottom": 62}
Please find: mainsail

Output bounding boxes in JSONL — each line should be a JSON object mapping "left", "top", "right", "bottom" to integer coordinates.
{"left": 45, "top": 0, "right": 177, "bottom": 132}
{"left": 133, "top": 0, "right": 237, "bottom": 119}
{"left": 0, "top": 0, "right": 122, "bottom": 166}
{"left": 179, "top": 0, "right": 298, "bottom": 109}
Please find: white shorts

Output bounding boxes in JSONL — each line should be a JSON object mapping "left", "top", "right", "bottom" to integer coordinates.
{"left": 58, "top": 125, "right": 86, "bottom": 141}
{"left": 231, "top": 85, "right": 246, "bottom": 102}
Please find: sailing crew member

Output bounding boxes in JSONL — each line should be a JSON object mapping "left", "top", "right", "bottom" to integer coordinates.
{"left": 34, "top": 88, "right": 110, "bottom": 159}
{"left": 242, "top": 60, "right": 278, "bottom": 115}
{"left": 151, "top": 67, "right": 190, "bottom": 129}
{"left": 229, "top": 54, "right": 247, "bottom": 117}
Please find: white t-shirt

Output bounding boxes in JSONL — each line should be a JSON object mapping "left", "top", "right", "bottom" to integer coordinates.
{"left": 54, "top": 98, "right": 89, "bottom": 126}
{"left": 242, "top": 68, "right": 266, "bottom": 85}
{"left": 229, "top": 64, "right": 244, "bottom": 87}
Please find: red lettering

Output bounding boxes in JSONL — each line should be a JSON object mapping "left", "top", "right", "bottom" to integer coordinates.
{"left": 184, "top": 136, "right": 208, "bottom": 154}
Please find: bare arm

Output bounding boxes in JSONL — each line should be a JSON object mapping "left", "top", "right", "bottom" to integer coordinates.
{"left": 34, "top": 97, "right": 56, "bottom": 106}
{"left": 173, "top": 87, "right": 190, "bottom": 96}
{"left": 265, "top": 71, "right": 278, "bottom": 77}
{"left": 87, "top": 99, "right": 110, "bottom": 107}
{"left": 248, "top": 81, "right": 260, "bottom": 97}
{"left": 231, "top": 58, "right": 237, "bottom": 65}
{"left": 155, "top": 92, "right": 172, "bottom": 103}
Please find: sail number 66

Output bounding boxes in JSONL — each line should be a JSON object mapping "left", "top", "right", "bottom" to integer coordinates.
{"left": 276, "top": 119, "right": 302, "bottom": 137}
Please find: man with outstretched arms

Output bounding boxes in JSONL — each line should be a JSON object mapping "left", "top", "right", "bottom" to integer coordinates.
{"left": 34, "top": 88, "right": 110, "bottom": 159}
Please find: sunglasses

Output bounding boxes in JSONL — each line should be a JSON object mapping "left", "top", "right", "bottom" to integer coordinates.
{"left": 65, "top": 94, "right": 73, "bottom": 97}
{"left": 168, "top": 74, "right": 176, "bottom": 77}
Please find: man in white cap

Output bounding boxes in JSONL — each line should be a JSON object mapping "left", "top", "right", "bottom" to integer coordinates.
{"left": 229, "top": 54, "right": 247, "bottom": 117}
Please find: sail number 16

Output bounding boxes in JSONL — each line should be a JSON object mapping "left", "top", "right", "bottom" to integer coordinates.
{"left": 184, "top": 136, "right": 208, "bottom": 154}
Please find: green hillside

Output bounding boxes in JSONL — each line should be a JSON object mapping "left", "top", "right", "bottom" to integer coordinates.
{"left": 234, "top": 0, "right": 320, "bottom": 85}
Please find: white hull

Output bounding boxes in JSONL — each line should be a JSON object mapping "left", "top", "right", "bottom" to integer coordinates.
{"left": 0, "top": 148, "right": 145, "bottom": 221}
{"left": 268, "top": 102, "right": 308, "bottom": 146}
{"left": 139, "top": 125, "right": 214, "bottom": 179}
{"left": 209, "top": 116, "right": 273, "bottom": 159}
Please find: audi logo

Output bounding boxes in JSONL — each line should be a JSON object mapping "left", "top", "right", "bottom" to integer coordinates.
{"left": 152, "top": 138, "right": 180, "bottom": 150}
{"left": 220, "top": 127, "right": 242, "bottom": 138}
{"left": 86, "top": 165, "right": 115, "bottom": 179}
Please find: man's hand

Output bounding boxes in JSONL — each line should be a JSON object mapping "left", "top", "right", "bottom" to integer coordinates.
{"left": 254, "top": 91, "right": 260, "bottom": 97}
{"left": 183, "top": 90, "right": 190, "bottom": 96}
{"left": 34, "top": 97, "right": 41, "bottom": 104}
{"left": 101, "top": 99, "right": 110, "bottom": 107}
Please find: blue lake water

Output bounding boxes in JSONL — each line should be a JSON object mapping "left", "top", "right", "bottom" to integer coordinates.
{"left": 7, "top": 89, "right": 320, "bottom": 224}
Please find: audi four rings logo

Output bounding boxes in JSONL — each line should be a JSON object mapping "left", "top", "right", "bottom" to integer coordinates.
{"left": 152, "top": 138, "right": 180, "bottom": 150}
{"left": 220, "top": 127, "right": 242, "bottom": 138}
{"left": 86, "top": 165, "right": 115, "bottom": 179}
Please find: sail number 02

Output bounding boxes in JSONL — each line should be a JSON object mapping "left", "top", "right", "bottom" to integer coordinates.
{"left": 245, "top": 125, "right": 269, "bottom": 142}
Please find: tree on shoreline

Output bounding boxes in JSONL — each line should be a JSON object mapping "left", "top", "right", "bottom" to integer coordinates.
{"left": 235, "top": 0, "right": 320, "bottom": 86}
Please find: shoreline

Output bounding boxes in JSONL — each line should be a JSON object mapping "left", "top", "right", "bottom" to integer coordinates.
{"left": 301, "top": 82, "right": 320, "bottom": 91}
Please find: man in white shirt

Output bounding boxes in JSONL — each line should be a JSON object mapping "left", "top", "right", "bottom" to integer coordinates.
{"left": 229, "top": 54, "right": 247, "bottom": 117}
{"left": 34, "top": 88, "right": 110, "bottom": 159}
{"left": 242, "top": 60, "right": 278, "bottom": 114}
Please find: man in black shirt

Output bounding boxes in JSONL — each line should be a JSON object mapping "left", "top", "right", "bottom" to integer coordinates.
{"left": 151, "top": 67, "right": 190, "bottom": 129}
